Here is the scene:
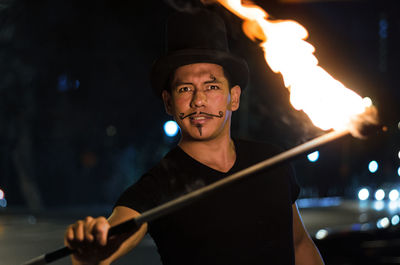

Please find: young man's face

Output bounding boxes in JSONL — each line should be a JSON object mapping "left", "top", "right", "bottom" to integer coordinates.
{"left": 162, "top": 63, "right": 241, "bottom": 141}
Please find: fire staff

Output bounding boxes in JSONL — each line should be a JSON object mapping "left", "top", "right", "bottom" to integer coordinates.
{"left": 64, "top": 9, "right": 325, "bottom": 265}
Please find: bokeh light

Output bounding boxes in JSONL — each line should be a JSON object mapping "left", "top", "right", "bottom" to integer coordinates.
{"left": 368, "top": 160, "right": 378, "bottom": 173}
{"left": 391, "top": 215, "right": 400, "bottom": 226}
{"left": 389, "top": 189, "right": 399, "bottom": 201}
{"left": 307, "top": 151, "right": 319, "bottom": 162}
{"left": 0, "top": 198, "right": 6, "bottom": 208}
{"left": 315, "top": 229, "right": 328, "bottom": 240}
{"left": 375, "top": 189, "right": 385, "bottom": 201}
{"left": 377, "top": 217, "right": 390, "bottom": 229}
{"left": 373, "top": 201, "right": 385, "bottom": 211}
{"left": 358, "top": 188, "right": 369, "bottom": 201}
{"left": 164, "top": 120, "right": 179, "bottom": 137}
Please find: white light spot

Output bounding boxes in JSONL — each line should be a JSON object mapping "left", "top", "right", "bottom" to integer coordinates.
{"left": 0, "top": 189, "right": 4, "bottom": 200}
{"left": 377, "top": 217, "right": 390, "bottom": 229}
{"left": 362, "top": 97, "right": 373, "bottom": 107}
{"left": 368, "top": 160, "right": 378, "bottom": 173}
{"left": 391, "top": 215, "right": 400, "bottom": 226}
{"left": 398, "top": 166, "right": 400, "bottom": 177}
{"left": 315, "top": 229, "right": 328, "bottom": 240}
{"left": 389, "top": 201, "right": 398, "bottom": 211}
{"left": 373, "top": 200, "right": 385, "bottom": 211}
{"left": 307, "top": 151, "right": 319, "bottom": 162}
{"left": 375, "top": 189, "right": 385, "bottom": 201}
{"left": 164, "top": 121, "right": 179, "bottom": 137}
{"left": 389, "top": 189, "right": 399, "bottom": 201}
{"left": 398, "top": 151, "right": 400, "bottom": 160}
{"left": 358, "top": 188, "right": 369, "bottom": 201}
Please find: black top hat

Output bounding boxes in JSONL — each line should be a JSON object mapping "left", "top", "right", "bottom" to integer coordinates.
{"left": 150, "top": 8, "right": 249, "bottom": 97}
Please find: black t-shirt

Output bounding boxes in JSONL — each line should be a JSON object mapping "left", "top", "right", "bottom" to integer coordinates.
{"left": 115, "top": 139, "right": 300, "bottom": 265}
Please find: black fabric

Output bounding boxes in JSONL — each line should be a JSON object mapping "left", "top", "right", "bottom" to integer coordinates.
{"left": 115, "top": 139, "right": 300, "bottom": 265}
{"left": 150, "top": 9, "right": 249, "bottom": 97}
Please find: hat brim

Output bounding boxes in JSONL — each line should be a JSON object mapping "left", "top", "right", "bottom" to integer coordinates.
{"left": 150, "top": 49, "right": 249, "bottom": 98}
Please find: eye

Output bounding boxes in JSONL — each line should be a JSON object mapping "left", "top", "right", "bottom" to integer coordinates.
{"left": 208, "top": 85, "right": 220, "bottom": 90}
{"left": 178, "top": 86, "right": 192, "bottom": 93}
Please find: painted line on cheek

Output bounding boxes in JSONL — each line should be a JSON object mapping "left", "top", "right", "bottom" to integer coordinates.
{"left": 199, "top": 111, "right": 224, "bottom": 118}
{"left": 179, "top": 112, "right": 197, "bottom": 120}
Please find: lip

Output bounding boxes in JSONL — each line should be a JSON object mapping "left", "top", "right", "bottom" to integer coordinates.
{"left": 189, "top": 115, "right": 212, "bottom": 125}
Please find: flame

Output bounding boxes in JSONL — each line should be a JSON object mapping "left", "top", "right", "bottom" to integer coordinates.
{"left": 218, "top": 0, "right": 371, "bottom": 131}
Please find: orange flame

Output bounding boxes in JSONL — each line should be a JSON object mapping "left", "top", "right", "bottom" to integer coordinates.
{"left": 218, "top": 0, "right": 372, "bottom": 131}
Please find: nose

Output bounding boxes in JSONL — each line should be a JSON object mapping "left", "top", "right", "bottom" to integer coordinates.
{"left": 190, "top": 90, "right": 206, "bottom": 108}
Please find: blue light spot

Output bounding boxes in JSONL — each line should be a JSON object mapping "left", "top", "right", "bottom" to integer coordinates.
{"left": 164, "top": 121, "right": 179, "bottom": 137}
{"left": 392, "top": 215, "right": 400, "bottom": 226}
{"left": 379, "top": 18, "right": 388, "bottom": 39}
{"left": 0, "top": 198, "right": 7, "bottom": 208}
{"left": 57, "top": 74, "right": 68, "bottom": 92}
{"left": 297, "top": 197, "right": 341, "bottom": 208}
{"left": 307, "top": 151, "right": 319, "bottom": 162}
{"left": 368, "top": 160, "right": 378, "bottom": 173}
{"left": 57, "top": 74, "right": 80, "bottom": 92}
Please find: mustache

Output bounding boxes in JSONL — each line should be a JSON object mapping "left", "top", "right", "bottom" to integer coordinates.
{"left": 179, "top": 111, "right": 224, "bottom": 120}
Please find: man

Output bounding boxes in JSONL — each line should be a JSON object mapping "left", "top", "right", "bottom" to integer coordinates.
{"left": 65, "top": 8, "right": 324, "bottom": 265}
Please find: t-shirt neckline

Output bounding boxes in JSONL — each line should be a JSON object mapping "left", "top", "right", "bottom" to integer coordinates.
{"left": 174, "top": 140, "right": 240, "bottom": 175}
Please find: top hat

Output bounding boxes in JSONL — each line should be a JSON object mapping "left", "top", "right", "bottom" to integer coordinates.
{"left": 150, "top": 8, "right": 249, "bottom": 97}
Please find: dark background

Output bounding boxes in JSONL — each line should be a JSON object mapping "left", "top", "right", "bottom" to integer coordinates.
{"left": 0, "top": 0, "right": 398, "bottom": 212}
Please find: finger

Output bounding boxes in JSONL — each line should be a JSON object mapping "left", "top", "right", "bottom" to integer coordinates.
{"left": 93, "top": 217, "right": 110, "bottom": 246}
{"left": 84, "top": 216, "right": 95, "bottom": 243}
{"left": 74, "top": 220, "right": 85, "bottom": 242}
{"left": 64, "top": 225, "right": 75, "bottom": 248}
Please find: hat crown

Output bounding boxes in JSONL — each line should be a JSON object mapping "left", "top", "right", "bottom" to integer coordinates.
{"left": 166, "top": 9, "right": 230, "bottom": 53}
{"left": 150, "top": 8, "right": 249, "bottom": 97}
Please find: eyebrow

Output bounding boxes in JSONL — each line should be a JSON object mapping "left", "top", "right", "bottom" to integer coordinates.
{"left": 174, "top": 80, "right": 193, "bottom": 87}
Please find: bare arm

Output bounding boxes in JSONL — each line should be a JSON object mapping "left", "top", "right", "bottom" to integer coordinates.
{"left": 65, "top": 206, "right": 148, "bottom": 265}
{"left": 292, "top": 203, "right": 325, "bottom": 265}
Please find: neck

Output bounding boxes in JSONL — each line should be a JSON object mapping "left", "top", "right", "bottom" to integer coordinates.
{"left": 178, "top": 134, "right": 236, "bottom": 173}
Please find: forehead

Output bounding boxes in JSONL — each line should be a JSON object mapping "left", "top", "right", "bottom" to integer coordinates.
{"left": 172, "top": 63, "right": 225, "bottom": 82}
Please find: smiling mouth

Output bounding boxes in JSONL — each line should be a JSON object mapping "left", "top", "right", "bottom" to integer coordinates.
{"left": 189, "top": 115, "right": 211, "bottom": 126}
{"left": 190, "top": 116, "right": 211, "bottom": 121}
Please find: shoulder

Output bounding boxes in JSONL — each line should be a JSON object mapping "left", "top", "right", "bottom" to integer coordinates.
{"left": 145, "top": 145, "right": 185, "bottom": 178}
{"left": 114, "top": 146, "right": 182, "bottom": 210}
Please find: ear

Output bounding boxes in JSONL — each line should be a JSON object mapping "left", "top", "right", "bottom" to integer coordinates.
{"left": 162, "top": 90, "right": 173, "bottom": 116}
{"left": 230, "top": 85, "right": 241, "bottom": 111}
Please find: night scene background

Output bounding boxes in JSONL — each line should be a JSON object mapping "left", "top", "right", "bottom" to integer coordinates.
{"left": 0, "top": 0, "right": 399, "bottom": 264}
